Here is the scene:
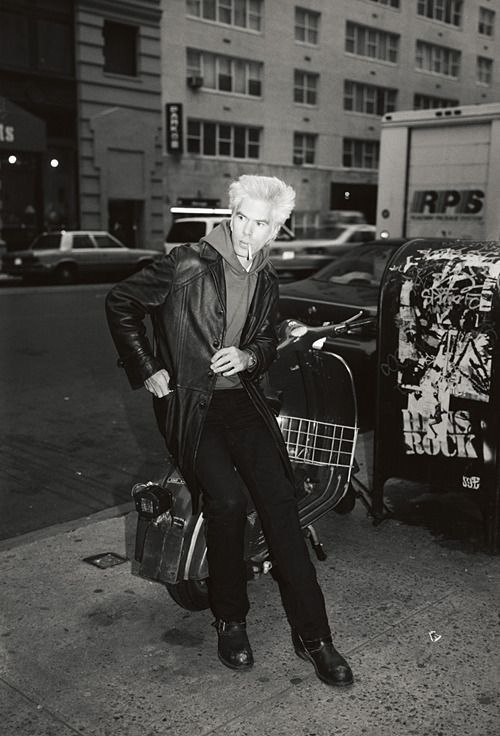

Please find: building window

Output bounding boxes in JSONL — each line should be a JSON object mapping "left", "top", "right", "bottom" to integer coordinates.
{"left": 295, "top": 7, "right": 320, "bottom": 45}
{"left": 0, "top": 7, "right": 73, "bottom": 75}
{"left": 345, "top": 22, "right": 399, "bottom": 63}
{"left": 294, "top": 70, "right": 319, "bottom": 105}
{"left": 187, "top": 48, "right": 202, "bottom": 77}
{"left": 344, "top": 80, "right": 397, "bottom": 115}
{"left": 415, "top": 40, "right": 460, "bottom": 78}
{"left": 38, "top": 19, "right": 73, "bottom": 73}
{"left": 417, "top": 0, "right": 463, "bottom": 27}
{"left": 293, "top": 133, "right": 317, "bottom": 165}
{"left": 477, "top": 56, "right": 493, "bottom": 85}
{"left": 413, "top": 93, "right": 459, "bottom": 108}
{"left": 103, "top": 20, "right": 138, "bottom": 76}
{"left": 343, "top": 138, "right": 379, "bottom": 169}
{"left": 0, "top": 11, "right": 30, "bottom": 68}
{"left": 366, "top": 0, "right": 400, "bottom": 7}
{"left": 187, "top": 119, "right": 261, "bottom": 158}
{"left": 186, "top": 0, "right": 263, "bottom": 31}
{"left": 479, "top": 7, "right": 495, "bottom": 36}
{"left": 186, "top": 49, "right": 262, "bottom": 96}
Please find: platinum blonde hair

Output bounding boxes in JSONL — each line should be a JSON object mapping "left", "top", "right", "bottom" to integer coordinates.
{"left": 228, "top": 175, "right": 296, "bottom": 227}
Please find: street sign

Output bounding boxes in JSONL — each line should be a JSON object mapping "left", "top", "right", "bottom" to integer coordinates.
{"left": 166, "top": 103, "right": 183, "bottom": 154}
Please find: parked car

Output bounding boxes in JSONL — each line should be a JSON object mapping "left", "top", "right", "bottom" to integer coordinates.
{"left": 1, "top": 231, "right": 162, "bottom": 284}
{"left": 165, "top": 214, "right": 376, "bottom": 280}
{"left": 164, "top": 215, "right": 229, "bottom": 254}
{"left": 278, "top": 239, "right": 407, "bottom": 428}
{"left": 269, "top": 223, "right": 377, "bottom": 280}
{"left": 165, "top": 212, "right": 295, "bottom": 253}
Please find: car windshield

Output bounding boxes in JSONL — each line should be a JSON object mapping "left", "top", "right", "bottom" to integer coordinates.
{"left": 31, "top": 233, "right": 62, "bottom": 250}
{"left": 166, "top": 221, "right": 208, "bottom": 243}
{"left": 312, "top": 244, "right": 396, "bottom": 286}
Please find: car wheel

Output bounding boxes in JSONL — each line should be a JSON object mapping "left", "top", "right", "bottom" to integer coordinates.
{"left": 333, "top": 482, "right": 356, "bottom": 514}
{"left": 54, "top": 263, "right": 77, "bottom": 285}
{"left": 164, "top": 579, "right": 209, "bottom": 611}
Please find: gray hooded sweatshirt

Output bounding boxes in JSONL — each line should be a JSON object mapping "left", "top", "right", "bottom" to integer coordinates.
{"left": 204, "top": 219, "right": 270, "bottom": 390}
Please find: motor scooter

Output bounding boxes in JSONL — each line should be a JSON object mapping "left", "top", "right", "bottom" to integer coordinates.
{"left": 132, "top": 313, "right": 371, "bottom": 611}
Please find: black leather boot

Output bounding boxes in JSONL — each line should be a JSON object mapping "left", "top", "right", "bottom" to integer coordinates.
{"left": 292, "top": 629, "right": 353, "bottom": 687}
{"left": 213, "top": 620, "right": 254, "bottom": 671}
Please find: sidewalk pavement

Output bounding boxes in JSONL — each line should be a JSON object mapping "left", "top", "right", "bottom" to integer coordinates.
{"left": 1, "top": 436, "right": 499, "bottom": 736}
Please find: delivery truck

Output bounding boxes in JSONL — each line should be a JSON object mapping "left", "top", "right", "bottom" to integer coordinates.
{"left": 375, "top": 102, "right": 500, "bottom": 241}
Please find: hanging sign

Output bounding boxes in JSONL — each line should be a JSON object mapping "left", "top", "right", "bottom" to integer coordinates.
{"left": 166, "top": 103, "right": 183, "bottom": 154}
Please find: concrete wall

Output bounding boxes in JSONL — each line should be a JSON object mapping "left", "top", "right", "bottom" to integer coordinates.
{"left": 76, "top": 0, "right": 164, "bottom": 249}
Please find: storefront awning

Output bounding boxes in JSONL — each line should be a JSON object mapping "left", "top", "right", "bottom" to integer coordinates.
{"left": 0, "top": 96, "right": 46, "bottom": 153}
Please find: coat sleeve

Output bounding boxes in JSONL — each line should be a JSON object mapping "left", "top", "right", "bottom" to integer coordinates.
{"left": 105, "top": 253, "right": 176, "bottom": 389}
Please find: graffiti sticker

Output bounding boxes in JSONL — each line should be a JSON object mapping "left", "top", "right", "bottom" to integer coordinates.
{"left": 389, "top": 244, "right": 499, "bottom": 458}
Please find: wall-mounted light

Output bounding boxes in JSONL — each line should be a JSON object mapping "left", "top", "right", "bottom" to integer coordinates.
{"left": 50, "top": 158, "right": 59, "bottom": 168}
{"left": 8, "top": 155, "right": 17, "bottom": 164}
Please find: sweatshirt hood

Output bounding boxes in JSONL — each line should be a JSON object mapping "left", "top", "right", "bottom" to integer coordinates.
{"left": 204, "top": 220, "right": 269, "bottom": 275}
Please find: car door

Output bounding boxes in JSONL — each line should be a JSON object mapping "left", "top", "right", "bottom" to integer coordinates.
{"left": 346, "top": 227, "right": 376, "bottom": 244}
{"left": 71, "top": 233, "right": 98, "bottom": 276}
{"left": 92, "top": 233, "right": 131, "bottom": 277}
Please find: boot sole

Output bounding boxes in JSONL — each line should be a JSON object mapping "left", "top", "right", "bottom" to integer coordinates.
{"left": 293, "top": 646, "right": 309, "bottom": 662}
{"left": 294, "top": 647, "right": 354, "bottom": 687}
{"left": 217, "top": 652, "right": 254, "bottom": 671}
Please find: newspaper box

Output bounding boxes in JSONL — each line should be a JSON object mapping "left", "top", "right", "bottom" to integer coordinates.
{"left": 372, "top": 239, "right": 500, "bottom": 552}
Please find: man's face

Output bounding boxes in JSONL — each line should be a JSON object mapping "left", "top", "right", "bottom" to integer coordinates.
{"left": 231, "top": 196, "right": 278, "bottom": 259}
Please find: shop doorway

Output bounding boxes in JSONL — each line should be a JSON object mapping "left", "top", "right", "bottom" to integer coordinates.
{"left": 108, "top": 199, "right": 143, "bottom": 248}
{"left": 0, "top": 153, "right": 42, "bottom": 250}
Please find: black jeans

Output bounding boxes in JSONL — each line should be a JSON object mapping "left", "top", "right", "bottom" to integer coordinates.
{"left": 195, "top": 389, "right": 331, "bottom": 641}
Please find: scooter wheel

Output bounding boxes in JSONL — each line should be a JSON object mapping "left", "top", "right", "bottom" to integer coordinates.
{"left": 165, "top": 579, "right": 210, "bottom": 611}
{"left": 333, "top": 483, "right": 356, "bottom": 515}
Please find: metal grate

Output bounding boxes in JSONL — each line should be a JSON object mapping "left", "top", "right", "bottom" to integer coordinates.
{"left": 279, "top": 415, "right": 357, "bottom": 468}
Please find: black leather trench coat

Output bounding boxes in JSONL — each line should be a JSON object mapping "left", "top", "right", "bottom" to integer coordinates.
{"left": 105, "top": 241, "right": 294, "bottom": 511}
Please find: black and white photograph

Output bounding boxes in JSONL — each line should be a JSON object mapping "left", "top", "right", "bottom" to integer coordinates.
{"left": 1, "top": 1, "right": 499, "bottom": 735}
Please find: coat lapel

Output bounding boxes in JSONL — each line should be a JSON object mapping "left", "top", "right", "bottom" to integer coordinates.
{"left": 241, "top": 269, "right": 273, "bottom": 344}
{"left": 201, "top": 242, "right": 226, "bottom": 312}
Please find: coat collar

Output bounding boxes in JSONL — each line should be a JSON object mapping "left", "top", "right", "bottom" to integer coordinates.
{"left": 200, "top": 239, "right": 277, "bottom": 281}
{"left": 199, "top": 240, "right": 221, "bottom": 262}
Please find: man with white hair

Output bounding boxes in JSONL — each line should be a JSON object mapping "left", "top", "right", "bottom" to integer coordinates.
{"left": 106, "top": 174, "right": 353, "bottom": 687}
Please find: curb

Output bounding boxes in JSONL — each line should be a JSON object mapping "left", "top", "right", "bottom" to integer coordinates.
{"left": 0, "top": 501, "right": 134, "bottom": 551}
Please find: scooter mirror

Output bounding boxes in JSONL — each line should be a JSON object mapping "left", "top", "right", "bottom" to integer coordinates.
{"left": 290, "top": 324, "right": 308, "bottom": 338}
{"left": 277, "top": 318, "right": 308, "bottom": 341}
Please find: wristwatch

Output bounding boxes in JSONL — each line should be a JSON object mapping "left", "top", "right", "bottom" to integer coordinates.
{"left": 246, "top": 349, "right": 257, "bottom": 370}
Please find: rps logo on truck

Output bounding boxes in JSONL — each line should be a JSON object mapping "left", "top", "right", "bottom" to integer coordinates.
{"left": 410, "top": 189, "right": 484, "bottom": 217}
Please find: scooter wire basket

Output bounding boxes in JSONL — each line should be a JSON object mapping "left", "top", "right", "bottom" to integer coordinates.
{"left": 279, "top": 415, "right": 358, "bottom": 469}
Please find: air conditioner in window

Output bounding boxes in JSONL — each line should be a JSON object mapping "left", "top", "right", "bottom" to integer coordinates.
{"left": 187, "top": 75, "right": 203, "bottom": 89}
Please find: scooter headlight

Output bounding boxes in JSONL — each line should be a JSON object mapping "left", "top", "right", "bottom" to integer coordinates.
{"left": 132, "top": 482, "right": 172, "bottom": 519}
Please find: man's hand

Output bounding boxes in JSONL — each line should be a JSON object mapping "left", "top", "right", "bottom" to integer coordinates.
{"left": 144, "top": 369, "right": 171, "bottom": 397}
{"left": 211, "top": 347, "right": 252, "bottom": 376}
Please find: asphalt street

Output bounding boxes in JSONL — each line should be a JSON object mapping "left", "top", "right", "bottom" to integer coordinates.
{"left": 0, "top": 277, "right": 493, "bottom": 551}
{"left": 0, "top": 279, "right": 166, "bottom": 539}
